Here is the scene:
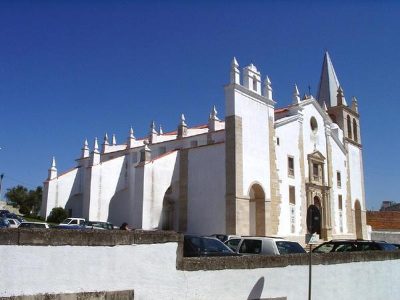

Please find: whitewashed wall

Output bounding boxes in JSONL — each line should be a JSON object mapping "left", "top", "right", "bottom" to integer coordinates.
{"left": 348, "top": 143, "right": 364, "bottom": 209}
{"left": 329, "top": 138, "right": 349, "bottom": 235}
{"left": 141, "top": 151, "right": 179, "bottom": 230}
{"left": 275, "top": 119, "right": 302, "bottom": 236}
{"left": 1, "top": 243, "right": 399, "bottom": 300}
{"left": 187, "top": 143, "right": 225, "bottom": 235}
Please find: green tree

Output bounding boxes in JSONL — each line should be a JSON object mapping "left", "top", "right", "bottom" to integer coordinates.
{"left": 5, "top": 185, "right": 42, "bottom": 216}
{"left": 47, "top": 207, "right": 68, "bottom": 224}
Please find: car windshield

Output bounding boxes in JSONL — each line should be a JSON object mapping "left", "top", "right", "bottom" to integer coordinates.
{"left": 276, "top": 241, "right": 306, "bottom": 254}
{"left": 202, "top": 238, "right": 232, "bottom": 253}
{"left": 61, "top": 219, "right": 71, "bottom": 224}
{"left": 225, "top": 239, "right": 241, "bottom": 251}
{"left": 313, "top": 243, "right": 335, "bottom": 253}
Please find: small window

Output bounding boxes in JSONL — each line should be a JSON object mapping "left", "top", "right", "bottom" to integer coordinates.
{"left": 289, "top": 186, "right": 296, "bottom": 205}
{"left": 347, "top": 115, "right": 352, "bottom": 139}
{"left": 190, "top": 140, "right": 198, "bottom": 147}
{"left": 277, "top": 137, "right": 280, "bottom": 145}
{"left": 313, "top": 164, "right": 319, "bottom": 181}
{"left": 288, "top": 156, "right": 294, "bottom": 177}
{"left": 337, "top": 171, "right": 342, "bottom": 188}
{"left": 252, "top": 75, "right": 257, "bottom": 91}
{"left": 310, "top": 117, "right": 318, "bottom": 133}
{"left": 338, "top": 195, "right": 343, "bottom": 210}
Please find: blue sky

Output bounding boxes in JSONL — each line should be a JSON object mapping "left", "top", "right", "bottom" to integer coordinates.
{"left": 0, "top": 1, "right": 399, "bottom": 210}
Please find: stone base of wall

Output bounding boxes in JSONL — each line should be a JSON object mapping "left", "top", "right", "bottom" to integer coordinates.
{"left": 2, "top": 290, "right": 134, "bottom": 300}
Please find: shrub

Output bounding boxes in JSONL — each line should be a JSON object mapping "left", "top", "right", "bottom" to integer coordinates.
{"left": 47, "top": 207, "right": 68, "bottom": 224}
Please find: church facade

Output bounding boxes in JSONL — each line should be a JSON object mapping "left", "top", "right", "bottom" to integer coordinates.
{"left": 41, "top": 53, "right": 367, "bottom": 241}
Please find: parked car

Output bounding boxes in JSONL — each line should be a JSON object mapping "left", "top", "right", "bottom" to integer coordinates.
{"left": 224, "top": 237, "right": 242, "bottom": 252}
{"left": 312, "top": 240, "right": 398, "bottom": 253}
{"left": 227, "top": 236, "right": 306, "bottom": 255}
{"left": 85, "top": 221, "right": 114, "bottom": 230}
{"left": 210, "top": 234, "right": 241, "bottom": 243}
{"left": 59, "top": 218, "right": 86, "bottom": 226}
{"left": 0, "top": 209, "right": 10, "bottom": 217}
{"left": 0, "top": 217, "right": 10, "bottom": 228}
{"left": 184, "top": 235, "right": 240, "bottom": 257}
{"left": 18, "top": 222, "right": 50, "bottom": 229}
{"left": 3, "top": 212, "right": 24, "bottom": 223}
{"left": 6, "top": 218, "right": 21, "bottom": 228}
{"left": 391, "top": 243, "right": 400, "bottom": 250}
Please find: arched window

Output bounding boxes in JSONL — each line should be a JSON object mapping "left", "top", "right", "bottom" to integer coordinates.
{"left": 353, "top": 119, "right": 358, "bottom": 142}
{"left": 347, "top": 115, "right": 352, "bottom": 139}
{"left": 310, "top": 117, "right": 318, "bottom": 133}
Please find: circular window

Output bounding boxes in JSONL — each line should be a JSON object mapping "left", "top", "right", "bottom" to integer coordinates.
{"left": 310, "top": 117, "right": 318, "bottom": 133}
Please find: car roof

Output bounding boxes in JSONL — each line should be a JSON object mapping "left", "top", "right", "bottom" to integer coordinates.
{"left": 20, "top": 222, "right": 48, "bottom": 225}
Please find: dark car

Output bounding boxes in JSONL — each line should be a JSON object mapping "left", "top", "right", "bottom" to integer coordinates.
{"left": 391, "top": 243, "right": 400, "bottom": 250}
{"left": 184, "top": 235, "right": 240, "bottom": 257}
{"left": 4, "top": 212, "right": 24, "bottom": 223}
{"left": 0, "top": 217, "right": 10, "bottom": 228}
{"left": 0, "top": 209, "right": 10, "bottom": 217}
{"left": 313, "top": 239, "right": 398, "bottom": 253}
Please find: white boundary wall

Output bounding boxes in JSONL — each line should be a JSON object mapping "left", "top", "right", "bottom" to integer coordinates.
{"left": 1, "top": 243, "right": 400, "bottom": 300}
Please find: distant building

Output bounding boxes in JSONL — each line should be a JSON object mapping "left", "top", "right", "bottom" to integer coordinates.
{"left": 380, "top": 201, "right": 400, "bottom": 212}
{"left": 41, "top": 53, "right": 367, "bottom": 241}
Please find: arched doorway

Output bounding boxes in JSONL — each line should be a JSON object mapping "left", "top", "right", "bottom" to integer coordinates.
{"left": 160, "top": 186, "right": 174, "bottom": 230}
{"left": 354, "top": 200, "right": 362, "bottom": 239}
{"left": 308, "top": 196, "right": 322, "bottom": 235}
{"left": 249, "top": 184, "right": 265, "bottom": 236}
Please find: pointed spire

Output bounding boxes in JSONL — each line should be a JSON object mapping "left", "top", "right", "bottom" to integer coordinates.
{"left": 48, "top": 156, "right": 57, "bottom": 180}
{"left": 91, "top": 137, "right": 100, "bottom": 166}
{"left": 263, "top": 76, "right": 273, "bottom": 100}
{"left": 180, "top": 114, "right": 187, "bottom": 126}
{"left": 317, "top": 52, "right": 342, "bottom": 108}
{"left": 336, "top": 86, "right": 347, "bottom": 106}
{"left": 323, "top": 101, "right": 328, "bottom": 112}
{"left": 159, "top": 124, "right": 163, "bottom": 135}
{"left": 230, "top": 57, "right": 240, "bottom": 84}
{"left": 93, "top": 137, "right": 99, "bottom": 153}
{"left": 292, "top": 84, "right": 301, "bottom": 104}
{"left": 351, "top": 96, "right": 359, "bottom": 113}
{"left": 149, "top": 121, "right": 158, "bottom": 143}
{"left": 103, "top": 133, "right": 109, "bottom": 145}
{"left": 127, "top": 126, "right": 135, "bottom": 148}
{"left": 112, "top": 134, "right": 116, "bottom": 145}
{"left": 209, "top": 105, "right": 220, "bottom": 121}
{"left": 51, "top": 156, "right": 56, "bottom": 169}
{"left": 178, "top": 114, "right": 188, "bottom": 138}
{"left": 129, "top": 126, "right": 135, "bottom": 139}
{"left": 81, "top": 138, "right": 90, "bottom": 159}
{"left": 150, "top": 120, "right": 157, "bottom": 134}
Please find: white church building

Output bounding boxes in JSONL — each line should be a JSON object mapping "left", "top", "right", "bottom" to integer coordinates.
{"left": 41, "top": 53, "right": 367, "bottom": 241}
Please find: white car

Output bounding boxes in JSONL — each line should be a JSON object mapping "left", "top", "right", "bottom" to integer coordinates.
{"left": 18, "top": 222, "right": 50, "bottom": 229}
{"left": 60, "top": 218, "right": 86, "bottom": 226}
{"left": 226, "top": 236, "right": 306, "bottom": 255}
{"left": 6, "top": 218, "right": 21, "bottom": 228}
